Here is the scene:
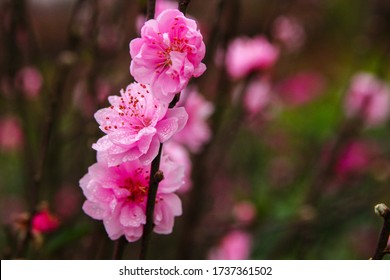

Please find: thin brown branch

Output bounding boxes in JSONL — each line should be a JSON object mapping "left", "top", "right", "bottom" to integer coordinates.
{"left": 140, "top": 144, "right": 164, "bottom": 260}
{"left": 146, "top": 0, "right": 156, "bottom": 20}
{"left": 178, "top": 0, "right": 191, "bottom": 14}
{"left": 112, "top": 237, "right": 127, "bottom": 260}
{"left": 139, "top": 0, "right": 192, "bottom": 260}
{"left": 372, "top": 203, "right": 390, "bottom": 260}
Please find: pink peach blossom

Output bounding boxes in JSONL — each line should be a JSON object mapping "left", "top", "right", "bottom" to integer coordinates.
{"left": 32, "top": 210, "right": 60, "bottom": 234}
{"left": 54, "top": 185, "right": 82, "bottom": 220}
{"left": 163, "top": 141, "right": 192, "bottom": 192}
{"left": 345, "top": 72, "right": 390, "bottom": 126}
{"left": 233, "top": 201, "right": 256, "bottom": 224}
{"left": 79, "top": 156, "right": 184, "bottom": 241}
{"left": 273, "top": 15, "right": 305, "bottom": 52}
{"left": 97, "top": 24, "right": 120, "bottom": 53}
{"left": 130, "top": 9, "right": 206, "bottom": 103}
{"left": 72, "top": 80, "right": 95, "bottom": 118}
{"left": 92, "top": 82, "right": 188, "bottom": 166}
{"left": 173, "top": 87, "right": 214, "bottom": 153}
{"left": 225, "top": 36, "right": 279, "bottom": 80}
{"left": 244, "top": 78, "right": 271, "bottom": 115}
{"left": 15, "top": 66, "right": 43, "bottom": 98}
{"left": 335, "top": 141, "right": 372, "bottom": 179}
{"left": 208, "top": 230, "right": 252, "bottom": 260}
{"left": 0, "top": 116, "right": 24, "bottom": 151}
{"left": 277, "top": 72, "right": 325, "bottom": 106}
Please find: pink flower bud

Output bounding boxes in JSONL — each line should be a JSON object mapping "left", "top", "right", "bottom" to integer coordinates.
{"left": 32, "top": 210, "right": 60, "bottom": 234}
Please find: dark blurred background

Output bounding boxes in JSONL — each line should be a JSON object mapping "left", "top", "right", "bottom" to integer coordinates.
{"left": 0, "top": 0, "right": 390, "bottom": 259}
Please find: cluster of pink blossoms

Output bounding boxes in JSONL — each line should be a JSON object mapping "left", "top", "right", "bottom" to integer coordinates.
{"left": 80, "top": 8, "right": 208, "bottom": 242}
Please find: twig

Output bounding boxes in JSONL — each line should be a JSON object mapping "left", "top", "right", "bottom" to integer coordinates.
{"left": 139, "top": 144, "right": 164, "bottom": 259}
{"left": 178, "top": 0, "right": 191, "bottom": 14}
{"left": 372, "top": 203, "right": 390, "bottom": 260}
{"left": 169, "top": 93, "right": 181, "bottom": 108}
{"left": 204, "top": 0, "right": 227, "bottom": 64}
{"left": 146, "top": 0, "right": 156, "bottom": 20}
{"left": 139, "top": 0, "right": 192, "bottom": 260}
{"left": 112, "top": 237, "right": 127, "bottom": 260}
{"left": 177, "top": 0, "right": 240, "bottom": 259}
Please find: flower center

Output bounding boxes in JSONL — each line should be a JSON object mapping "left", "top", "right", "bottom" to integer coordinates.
{"left": 154, "top": 26, "right": 190, "bottom": 73}
{"left": 104, "top": 85, "right": 152, "bottom": 132}
{"left": 119, "top": 168, "right": 149, "bottom": 203}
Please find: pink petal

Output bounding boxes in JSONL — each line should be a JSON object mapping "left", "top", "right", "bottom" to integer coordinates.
{"left": 155, "top": 118, "right": 179, "bottom": 142}
{"left": 138, "top": 136, "right": 160, "bottom": 165}
{"left": 193, "top": 62, "right": 206, "bottom": 77}
{"left": 119, "top": 204, "right": 146, "bottom": 227}
{"left": 161, "top": 193, "right": 182, "bottom": 216}
{"left": 82, "top": 201, "right": 105, "bottom": 220}
{"left": 103, "top": 213, "right": 124, "bottom": 240}
{"left": 129, "top": 38, "right": 143, "bottom": 58}
{"left": 109, "top": 130, "right": 138, "bottom": 146}
{"left": 155, "top": 9, "right": 183, "bottom": 33}
{"left": 121, "top": 148, "right": 143, "bottom": 162}
{"left": 137, "top": 127, "right": 157, "bottom": 153}
{"left": 124, "top": 226, "right": 143, "bottom": 242}
{"left": 166, "top": 107, "right": 188, "bottom": 132}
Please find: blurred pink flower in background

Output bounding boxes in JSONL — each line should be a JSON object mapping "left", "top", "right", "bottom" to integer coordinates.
{"left": 92, "top": 82, "right": 188, "bottom": 166}
{"left": 97, "top": 24, "right": 120, "bottom": 53}
{"left": 79, "top": 156, "right": 184, "bottom": 242}
{"left": 0, "top": 197, "right": 26, "bottom": 225}
{"left": 72, "top": 80, "right": 95, "bottom": 118}
{"left": 54, "top": 185, "right": 82, "bottom": 220}
{"left": 208, "top": 230, "right": 252, "bottom": 260}
{"left": 225, "top": 36, "right": 279, "bottom": 80}
{"left": 233, "top": 201, "right": 256, "bottom": 224}
{"left": 96, "top": 78, "right": 112, "bottom": 103}
{"left": 15, "top": 66, "right": 43, "bottom": 98}
{"left": 0, "top": 116, "right": 24, "bottom": 152}
{"left": 130, "top": 9, "right": 206, "bottom": 103}
{"left": 276, "top": 72, "right": 325, "bottom": 106}
{"left": 163, "top": 141, "right": 192, "bottom": 192}
{"left": 73, "top": 79, "right": 113, "bottom": 118}
{"left": 32, "top": 210, "right": 60, "bottom": 234}
{"left": 273, "top": 15, "right": 305, "bottom": 52}
{"left": 244, "top": 78, "right": 271, "bottom": 115}
{"left": 335, "top": 141, "right": 373, "bottom": 180}
{"left": 344, "top": 72, "right": 390, "bottom": 126}
{"left": 173, "top": 87, "right": 214, "bottom": 153}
